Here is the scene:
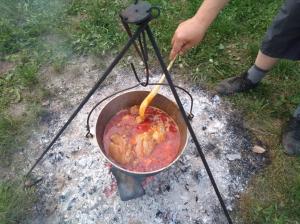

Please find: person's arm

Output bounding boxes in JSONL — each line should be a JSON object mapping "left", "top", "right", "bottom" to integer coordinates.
{"left": 170, "top": 0, "right": 229, "bottom": 59}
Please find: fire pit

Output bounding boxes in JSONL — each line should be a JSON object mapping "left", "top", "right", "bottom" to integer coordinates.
{"left": 25, "top": 1, "right": 266, "bottom": 223}
{"left": 96, "top": 91, "right": 188, "bottom": 200}
{"left": 27, "top": 61, "right": 266, "bottom": 223}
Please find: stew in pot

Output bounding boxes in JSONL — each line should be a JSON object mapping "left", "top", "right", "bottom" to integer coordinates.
{"left": 103, "top": 105, "right": 181, "bottom": 172}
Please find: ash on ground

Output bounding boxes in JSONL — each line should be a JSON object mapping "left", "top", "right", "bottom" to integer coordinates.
{"left": 26, "top": 57, "right": 265, "bottom": 224}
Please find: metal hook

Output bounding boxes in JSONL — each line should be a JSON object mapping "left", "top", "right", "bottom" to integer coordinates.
{"left": 130, "top": 63, "right": 147, "bottom": 86}
{"left": 188, "top": 113, "right": 194, "bottom": 120}
{"left": 85, "top": 125, "right": 94, "bottom": 138}
{"left": 149, "top": 6, "right": 160, "bottom": 19}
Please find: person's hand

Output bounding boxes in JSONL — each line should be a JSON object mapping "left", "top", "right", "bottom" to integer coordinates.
{"left": 170, "top": 17, "right": 206, "bottom": 60}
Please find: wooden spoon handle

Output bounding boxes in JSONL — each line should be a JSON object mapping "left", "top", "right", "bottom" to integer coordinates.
{"left": 139, "top": 56, "right": 177, "bottom": 119}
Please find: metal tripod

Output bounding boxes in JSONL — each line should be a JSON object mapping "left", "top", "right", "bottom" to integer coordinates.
{"left": 26, "top": 1, "right": 233, "bottom": 223}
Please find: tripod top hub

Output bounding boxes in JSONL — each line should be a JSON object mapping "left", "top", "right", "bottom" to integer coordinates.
{"left": 120, "top": 1, "right": 159, "bottom": 24}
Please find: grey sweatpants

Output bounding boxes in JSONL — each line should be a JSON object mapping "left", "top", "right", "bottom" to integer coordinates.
{"left": 261, "top": 0, "right": 300, "bottom": 60}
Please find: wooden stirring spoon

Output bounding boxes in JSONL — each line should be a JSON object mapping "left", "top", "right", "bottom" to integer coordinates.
{"left": 138, "top": 56, "right": 177, "bottom": 121}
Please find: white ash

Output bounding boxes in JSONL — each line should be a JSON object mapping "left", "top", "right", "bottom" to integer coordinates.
{"left": 25, "top": 57, "right": 265, "bottom": 224}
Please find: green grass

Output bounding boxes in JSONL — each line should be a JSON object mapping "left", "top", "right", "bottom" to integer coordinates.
{"left": 67, "top": 0, "right": 128, "bottom": 54}
{"left": 0, "top": 0, "right": 70, "bottom": 165}
{"left": 0, "top": 0, "right": 300, "bottom": 223}
{"left": 0, "top": 1, "right": 71, "bottom": 223}
{"left": 0, "top": 180, "right": 36, "bottom": 224}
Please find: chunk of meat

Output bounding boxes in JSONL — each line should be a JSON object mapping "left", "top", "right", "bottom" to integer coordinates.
{"left": 129, "top": 105, "right": 139, "bottom": 115}
{"left": 135, "top": 134, "right": 144, "bottom": 158}
{"left": 109, "top": 134, "right": 134, "bottom": 165}
{"left": 142, "top": 133, "right": 155, "bottom": 156}
{"left": 121, "top": 114, "right": 135, "bottom": 124}
{"left": 135, "top": 132, "right": 155, "bottom": 158}
{"left": 135, "top": 116, "right": 143, "bottom": 124}
{"left": 134, "top": 123, "right": 166, "bottom": 159}
{"left": 152, "top": 123, "right": 166, "bottom": 142}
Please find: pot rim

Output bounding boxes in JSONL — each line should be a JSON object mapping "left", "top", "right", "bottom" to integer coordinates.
{"left": 95, "top": 90, "right": 189, "bottom": 175}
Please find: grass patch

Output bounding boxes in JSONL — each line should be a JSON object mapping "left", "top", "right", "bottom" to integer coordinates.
{"left": 239, "top": 142, "right": 300, "bottom": 224}
{"left": 0, "top": 0, "right": 71, "bottom": 166}
{"left": 0, "top": 104, "right": 42, "bottom": 167}
{"left": 231, "top": 60, "right": 300, "bottom": 223}
{"left": 67, "top": 0, "right": 128, "bottom": 54}
{"left": 0, "top": 180, "right": 36, "bottom": 224}
{"left": 0, "top": 1, "right": 71, "bottom": 222}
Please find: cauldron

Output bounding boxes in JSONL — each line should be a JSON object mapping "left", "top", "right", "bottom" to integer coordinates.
{"left": 96, "top": 91, "right": 188, "bottom": 200}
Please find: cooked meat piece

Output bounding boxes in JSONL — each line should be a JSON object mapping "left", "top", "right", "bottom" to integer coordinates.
{"left": 142, "top": 133, "right": 155, "bottom": 156}
{"left": 123, "top": 148, "right": 134, "bottom": 165}
{"left": 111, "top": 134, "right": 125, "bottom": 146}
{"left": 122, "top": 115, "right": 131, "bottom": 121}
{"left": 135, "top": 133, "right": 146, "bottom": 158}
{"left": 135, "top": 116, "right": 143, "bottom": 124}
{"left": 109, "top": 134, "right": 134, "bottom": 165}
{"left": 152, "top": 123, "right": 166, "bottom": 143}
{"left": 129, "top": 105, "right": 139, "bottom": 115}
{"left": 134, "top": 131, "right": 156, "bottom": 158}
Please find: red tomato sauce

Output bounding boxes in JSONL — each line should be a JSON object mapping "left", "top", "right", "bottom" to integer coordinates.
{"left": 103, "top": 106, "right": 181, "bottom": 172}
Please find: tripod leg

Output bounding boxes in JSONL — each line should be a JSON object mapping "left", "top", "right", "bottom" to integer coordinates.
{"left": 25, "top": 23, "right": 148, "bottom": 177}
{"left": 120, "top": 17, "right": 143, "bottom": 60}
{"left": 145, "top": 25, "right": 233, "bottom": 224}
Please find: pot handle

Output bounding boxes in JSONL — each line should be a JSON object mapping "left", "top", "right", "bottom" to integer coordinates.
{"left": 85, "top": 84, "right": 140, "bottom": 138}
{"left": 85, "top": 84, "right": 194, "bottom": 138}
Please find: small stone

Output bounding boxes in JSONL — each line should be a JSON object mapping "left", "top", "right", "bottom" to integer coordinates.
{"left": 226, "top": 154, "right": 241, "bottom": 161}
{"left": 180, "top": 166, "right": 189, "bottom": 173}
{"left": 88, "top": 186, "right": 97, "bottom": 195}
{"left": 45, "top": 200, "right": 57, "bottom": 215}
{"left": 67, "top": 198, "right": 77, "bottom": 211}
{"left": 48, "top": 152, "right": 64, "bottom": 164}
{"left": 55, "top": 175, "right": 66, "bottom": 191}
{"left": 192, "top": 171, "right": 202, "bottom": 183}
{"left": 59, "top": 195, "right": 66, "bottom": 202}
{"left": 211, "top": 95, "right": 220, "bottom": 104}
{"left": 76, "top": 159, "right": 87, "bottom": 168}
{"left": 155, "top": 210, "right": 163, "bottom": 218}
{"left": 84, "top": 176, "right": 92, "bottom": 182}
{"left": 252, "top": 145, "right": 266, "bottom": 154}
{"left": 218, "top": 43, "right": 225, "bottom": 50}
{"left": 184, "top": 184, "right": 189, "bottom": 191}
{"left": 24, "top": 180, "right": 34, "bottom": 188}
{"left": 24, "top": 177, "right": 43, "bottom": 188}
{"left": 42, "top": 100, "right": 50, "bottom": 106}
{"left": 165, "top": 185, "right": 170, "bottom": 191}
{"left": 206, "top": 143, "right": 216, "bottom": 151}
